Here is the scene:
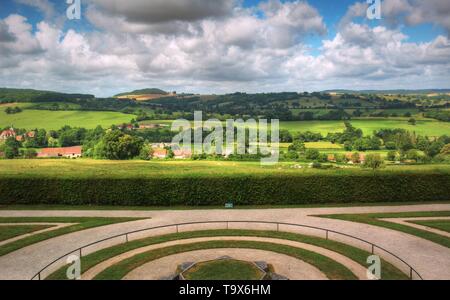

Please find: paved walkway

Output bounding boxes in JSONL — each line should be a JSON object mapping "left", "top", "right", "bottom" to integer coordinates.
{"left": 0, "top": 204, "right": 449, "bottom": 280}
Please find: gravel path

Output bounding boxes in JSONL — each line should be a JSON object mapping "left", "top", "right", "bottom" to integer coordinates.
{"left": 124, "top": 248, "right": 328, "bottom": 280}
{"left": 83, "top": 236, "right": 366, "bottom": 280}
{"left": 0, "top": 203, "right": 449, "bottom": 280}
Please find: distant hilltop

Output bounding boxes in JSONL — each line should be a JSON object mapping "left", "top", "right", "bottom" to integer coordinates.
{"left": 114, "top": 88, "right": 176, "bottom": 101}
{"left": 322, "top": 89, "right": 450, "bottom": 95}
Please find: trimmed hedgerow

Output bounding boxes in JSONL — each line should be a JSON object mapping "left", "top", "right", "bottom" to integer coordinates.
{"left": 0, "top": 173, "right": 449, "bottom": 206}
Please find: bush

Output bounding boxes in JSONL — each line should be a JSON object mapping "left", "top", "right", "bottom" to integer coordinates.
{"left": 305, "top": 149, "right": 320, "bottom": 160}
{"left": 1, "top": 173, "right": 449, "bottom": 206}
{"left": 387, "top": 151, "right": 397, "bottom": 162}
{"left": 362, "top": 154, "right": 384, "bottom": 170}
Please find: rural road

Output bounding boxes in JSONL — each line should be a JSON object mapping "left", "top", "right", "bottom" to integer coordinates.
{"left": 0, "top": 204, "right": 450, "bottom": 280}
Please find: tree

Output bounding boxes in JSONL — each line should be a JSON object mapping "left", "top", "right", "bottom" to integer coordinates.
{"left": 408, "top": 118, "right": 417, "bottom": 126}
{"left": 440, "top": 144, "right": 450, "bottom": 155}
{"left": 288, "top": 140, "right": 306, "bottom": 153}
{"left": 1, "top": 137, "right": 20, "bottom": 159}
{"left": 21, "top": 148, "right": 37, "bottom": 159}
{"left": 426, "top": 141, "right": 444, "bottom": 158}
{"left": 405, "top": 149, "right": 421, "bottom": 161}
{"left": 279, "top": 130, "right": 293, "bottom": 143}
{"left": 387, "top": 151, "right": 397, "bottom": 162}
{"left": 385, "top": 142, "right": 396, "bottom": 150}
{"left": 94, "top": 130, "right": 143, "bottom": 160}
{"left": 362, "top": 154, "right": 384, "bottom": 170}
{"left": 139, "top": 144, "right": 153, "bottom": 160}
{"left": 305, "top": 149, "right": 320, "bottom": 160}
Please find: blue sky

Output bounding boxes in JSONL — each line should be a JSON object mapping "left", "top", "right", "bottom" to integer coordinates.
{"left": 0, "top": 0, "right": 449, "bottom": 96}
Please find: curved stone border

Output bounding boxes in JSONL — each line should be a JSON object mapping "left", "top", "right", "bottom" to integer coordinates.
{"left": 81, "top": 236, "right": 367, "bottom": 280}
{"left": 124, "top": 249, "right": 327, "bottom": 280}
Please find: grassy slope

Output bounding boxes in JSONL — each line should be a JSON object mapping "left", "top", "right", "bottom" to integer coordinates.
{"left": 0, "top": 225, "right": 54, "bottom": 242}
{"left": 47, "top": 230, "right": 407, "bottom": 280}
{"left": 0, "top": 217, "right": 143, "bottom": 256}
{"left": 0, "top": 110, "right": 134, "bottom": 130}
{"left": 409, "top": 220, "right": 450, "bottom": 233}
{"left": 317, "top": 211, "right": 450, "bottom": 248}
{"left": 0, "top": 159, "right": 449, "bottom": 179}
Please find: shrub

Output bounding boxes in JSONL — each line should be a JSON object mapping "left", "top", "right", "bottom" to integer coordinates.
{"left": 1, "top": 173, "right": 449, "bottom": 206}
{"left": 387, "top": 151, "right": 397, "bottom": 162}
{"left": 362, "top": 154, "right": 384, "bottom": 170}
{"left": 305, "top": 149, "right": 320, "bottom": 160}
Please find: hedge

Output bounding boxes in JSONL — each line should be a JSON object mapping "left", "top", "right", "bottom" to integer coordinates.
{"left": 1, "top": 173, "right": 449, "bottom": 206}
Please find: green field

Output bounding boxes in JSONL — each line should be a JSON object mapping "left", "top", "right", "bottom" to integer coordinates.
{"left": 0, "top": 159, "right": 449, "bottom": 179}
{"left": 0, "top": 109, "right": 135, "bottom": 130}
{"left": 145, "top": 119, "right": 450, "bottom": 137}
{"left": 279, "top": 119, "right": 450, "bottom": 137}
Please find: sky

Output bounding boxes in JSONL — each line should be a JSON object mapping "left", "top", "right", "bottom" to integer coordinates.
{"left": 0, "top": 0, "right": 450, "bottom": 97}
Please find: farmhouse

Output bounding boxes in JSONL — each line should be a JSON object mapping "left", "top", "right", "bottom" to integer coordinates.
{"left": 0, "top": 128, "right": 16, "bottom": 140}
{"left": 345, "top": 153, "right": 366, "bottom": 164}
{"left": 37, "top": 146, "right": 82, "bottom": 159}
{"left": 153, "top": 148, "right": 168, "bottom": 159}
{"left": 173, "top": 149, "right": 192, "bottom": 159}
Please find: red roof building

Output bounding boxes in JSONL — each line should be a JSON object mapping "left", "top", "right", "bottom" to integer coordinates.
{"left": 152, "top": 148, "right": 168, "bottom": 159}
{"left": 0, "top": 129, "right": 16, "bottom": 140}
{"left": 37, "top": 146, "right": 82, "bottom": 158}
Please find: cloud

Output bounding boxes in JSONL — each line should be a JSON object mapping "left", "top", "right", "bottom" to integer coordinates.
{"left": 90, "top": 0, "right": 235, "bottom": 24}
{"left": 1, "top": 1, "right": 450, "bottom": 96}
{"left": 342, "top": 0, "right": 450, "bottom": 35}
{"left": 15, "top": 0, "right": 55, "bottom": 19}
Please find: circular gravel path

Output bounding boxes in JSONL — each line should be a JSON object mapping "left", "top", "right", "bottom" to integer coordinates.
{"left": 82, "top": 236, "right": 367, "bottom": 280}
{"left": 124, "top": 248, "right": 328, "bottom": 280}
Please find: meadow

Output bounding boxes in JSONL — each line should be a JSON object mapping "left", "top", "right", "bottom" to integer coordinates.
{"left": 146, "top": 119, "right": 450, "bottom": 137}
{"left": 0, "top": 109, "right": 135, "bottom": 130}
{"left": 280, "top": 119, "right": 450, "bottom": 137}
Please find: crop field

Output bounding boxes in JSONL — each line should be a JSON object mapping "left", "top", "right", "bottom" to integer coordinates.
{"left": 0, "top": 109, "right": 135, "bottom": 130}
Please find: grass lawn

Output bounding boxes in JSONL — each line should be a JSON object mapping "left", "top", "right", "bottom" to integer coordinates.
{"left": 317, "top": 211, "right": 450, "bottom": 248}
{"left": 0, "top": 225, "right": 54, "bottom": 242}
{"left": 0, "top": 109, "right": 135, "bottom": 130}
{"left": 0, "top": 217, "right": 144, "bottom": 256}
{"left": 0, "top": 159, "right": 449, "bottom": 179}
{"left": 183, "top": 259, "right": 264, "bottom": 280}
{"left": 46, "top": 229, "right": 407, "bottom": 280}
{"left": 408, "top": 220, "right": 450, "bottom": 233}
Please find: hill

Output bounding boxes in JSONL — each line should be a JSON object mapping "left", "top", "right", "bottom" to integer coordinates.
{"left": 114, "top": 88, "right": 173, "bottom": 101}
{"left": 323, "top": 89, "right": 450, "bottom": 95}
{"left": 0, "top": 88, "right": 94, "bottom": 103}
